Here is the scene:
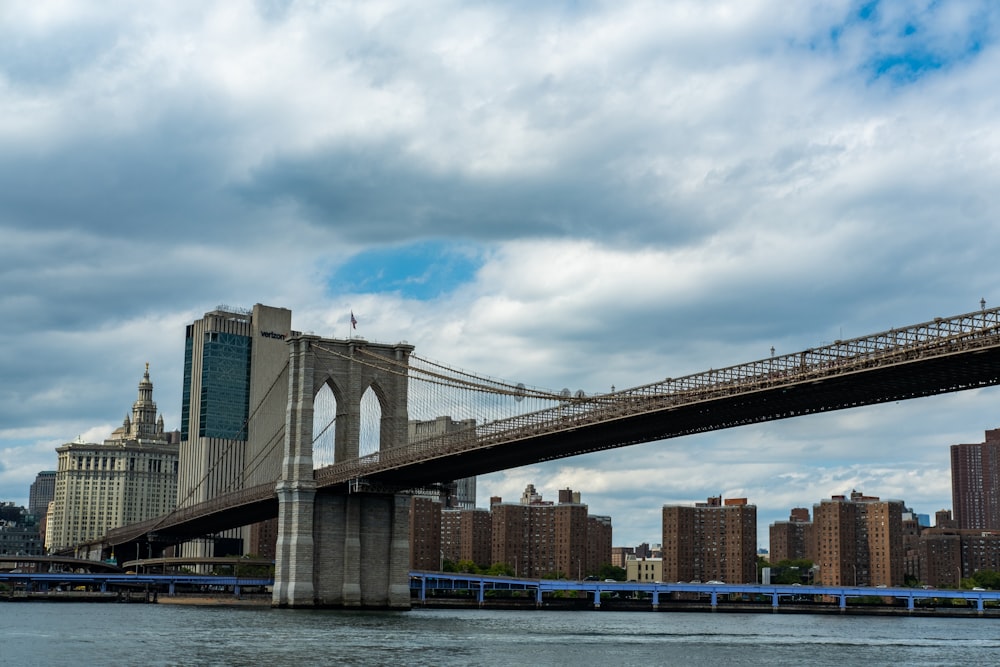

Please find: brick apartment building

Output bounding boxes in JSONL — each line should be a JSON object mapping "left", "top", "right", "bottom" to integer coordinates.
{"left": 769, "top": 507, "right": 815, "bottom": 564}
{"left": 661, "top": 496, "right": 757, "bottom": 584}
{"left": 951, "top": 429, "right": 1000, "bottom": 530}
{"left": 410, "top": 484, "right": 611, "bottom": 578}
{"left": 441, "top": 507, "right": 492, "bottom": 568}
{"left": 813, "top": 490, "right": 904, "bottom": 587}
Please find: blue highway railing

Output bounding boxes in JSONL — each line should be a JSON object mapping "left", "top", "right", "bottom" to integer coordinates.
{"left": 0, "top": 571, "right": 272, "bottom": 597}
{"left": 409, "top": 571, "right": 1000, "bottom": 613}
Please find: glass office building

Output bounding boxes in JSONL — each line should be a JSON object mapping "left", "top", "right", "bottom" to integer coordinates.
{"left": 176, "top": 304, "right": 293, "bottom": 558}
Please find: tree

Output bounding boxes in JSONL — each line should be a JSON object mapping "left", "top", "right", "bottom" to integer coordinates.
{"left": 485, "top": 562, "right": 514, "bottom": 577}
{"left": 770, "top": 559, "right": 814, "bottom": 585}
{"left": 235, "top": 555, "right": 274, "bottom": 578}
{"left": 971, "top": 569, "right": 1000, "bottom": 590}
{"left": 598, "top": 564, "right": 626, "bottom": 581}
{"left": 0, "top": 504, "right": 25, "bottom": 524}
{"left": 454, "top": 559, "right": 480, "bottom": 574}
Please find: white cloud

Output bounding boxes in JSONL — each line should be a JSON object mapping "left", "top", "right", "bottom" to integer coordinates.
{"left": 2, "top": 0, "right": 1000, "bottom": 551}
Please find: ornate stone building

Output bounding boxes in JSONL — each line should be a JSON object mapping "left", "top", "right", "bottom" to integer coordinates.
{"left": 46, "top": 365, "right": 179, "bottom": 553}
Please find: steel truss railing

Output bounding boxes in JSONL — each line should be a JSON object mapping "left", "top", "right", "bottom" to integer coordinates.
{"left": 316, "top": 306, "right": 1000, "bottom": 486}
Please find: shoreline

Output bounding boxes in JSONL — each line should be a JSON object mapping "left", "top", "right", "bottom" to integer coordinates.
{"left": 5, "top": 593, "right": 999, "bottom": 618}
{"left": 156, "top": 595, "right": 271, "bottom": 606}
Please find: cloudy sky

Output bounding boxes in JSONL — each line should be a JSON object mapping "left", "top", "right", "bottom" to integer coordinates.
{"left": 3, "top": 0, "right": 1000, "bottom": 550}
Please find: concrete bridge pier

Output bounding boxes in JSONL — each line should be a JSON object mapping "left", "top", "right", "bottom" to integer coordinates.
{"left": 273, "top": 487, "right": 411, "bottom": 609}
{"left": 272, "top": 334, "right": 414, "bottom": 609}
{"left": 313, "top": 491, "right": 411, "bottom": 608}
{"left": 272, "top": 478, "right": 317, "bottom": 607}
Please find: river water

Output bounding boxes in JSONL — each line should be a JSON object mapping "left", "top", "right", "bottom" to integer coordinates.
{"left": 3, "top": 603, "right": 999, "bottom": 666}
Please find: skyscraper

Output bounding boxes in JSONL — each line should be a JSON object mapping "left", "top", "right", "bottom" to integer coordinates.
{"left": 28, "top": 471, "right": 56, "bottom": 521}
{"left": 950, "top": 430, "right": 1000, "bottom": 530}
{"left": 176, "top": 304, "right": 293, "bottom": 557}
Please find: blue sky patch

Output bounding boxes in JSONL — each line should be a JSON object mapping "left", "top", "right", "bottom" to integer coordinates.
{"left": 328, "top": 241, "right": 483, "bottom": 300}
{"left": 870, "top": 51, "right": 944, "bottom": 84}
{"left": 849, "top": 1, "right": 989, "bottom": 86}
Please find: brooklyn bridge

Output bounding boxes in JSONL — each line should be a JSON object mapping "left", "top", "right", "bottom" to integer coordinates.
{"left": 98, "top": 305, "right": 1000, "bottom": 608}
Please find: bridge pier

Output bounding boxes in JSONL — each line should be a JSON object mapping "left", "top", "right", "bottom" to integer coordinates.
{"left": 273, "top": 487, "right": 411, "bottom": 609}
{"left": 273, "top": 334, "right": 414, "bottom": 609}
{"left": 272, "top": 479, "right": 317, "bottom": 607}
{"left": 314, "top": 491, "right": 410, "bottom": 608}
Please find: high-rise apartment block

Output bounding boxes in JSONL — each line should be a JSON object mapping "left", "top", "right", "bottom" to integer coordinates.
{"left": 47, "top": 366, "right": 179, "bottom": 553}
{"left": 491, "top": 488, "right": 595, "bottom": 579}
{"left": 951, "top": 430, "right": 1000, "bottom": 530}
{"left": 410, "top": 496, "right": 442, "bottom": 571}
{"left": 176, "top": 304, "right": 293, "bottom": 557}
{"left": 812, "top": 490, "right": 904, "bottom": 587}
{"left": 440, "top": 507, "right": 493, "bottom": 568}
{"left": 587, "top": 514, "right": 613, "bottom": 576}
{"left": 661, "top": 496, "right": 757, "bottom": 584}
{"left": 768, "top": 507, "right": 815, "bottom": 564}
{"left": 410, "top": 485, "right": 611, "bottom": 578}
{"left": 913, "top": 509, "right": 1000, "bottom": 587}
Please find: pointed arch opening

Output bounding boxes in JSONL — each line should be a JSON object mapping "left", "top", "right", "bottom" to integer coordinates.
{"left": 359, "top": 385, "right": 382, "bottom": 458}
{"left": 313, "top": 382, "right": 337, "bottom": 468}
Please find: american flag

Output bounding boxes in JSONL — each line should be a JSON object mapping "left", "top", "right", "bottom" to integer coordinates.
{"left": 350, "top": 311, "right": 357, "bottom": 329}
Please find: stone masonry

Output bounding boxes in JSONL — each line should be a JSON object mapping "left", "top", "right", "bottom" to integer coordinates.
{"left": 273, "top": 335, "right": 414, "bottom": 608}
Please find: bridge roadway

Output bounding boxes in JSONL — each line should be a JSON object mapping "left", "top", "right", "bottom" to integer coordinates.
{"left": 0, "top": 571, "right": 272, "bottom": 598}
{"left": 107, "top": 306, "right": 1000, "bottom": 546}
{"left": 1, "top": 555, "right": 126, "bottom": 573}
{"left": 410, "top": 572, "right": 1000, "bottom": 614}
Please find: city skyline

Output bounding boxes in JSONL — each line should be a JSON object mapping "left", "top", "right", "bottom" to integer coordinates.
{"left": 4, "top": 2, "right": 1000, "bottom": 548}
{"left": 0, "top": 308, "right": 997, "bottom": 551}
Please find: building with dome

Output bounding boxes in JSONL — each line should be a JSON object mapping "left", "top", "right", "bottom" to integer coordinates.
{"left": 46, "top": 365, "right": 180, "bottom": 553}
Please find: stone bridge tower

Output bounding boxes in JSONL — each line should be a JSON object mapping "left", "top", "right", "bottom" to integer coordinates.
{"left": 272, "top": 335, "right": 414, "bottom": 608}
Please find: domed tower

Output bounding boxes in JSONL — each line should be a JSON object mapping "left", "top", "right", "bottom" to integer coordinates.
{"left": 130, "top": 363, "right": 160, "bottom": 440}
